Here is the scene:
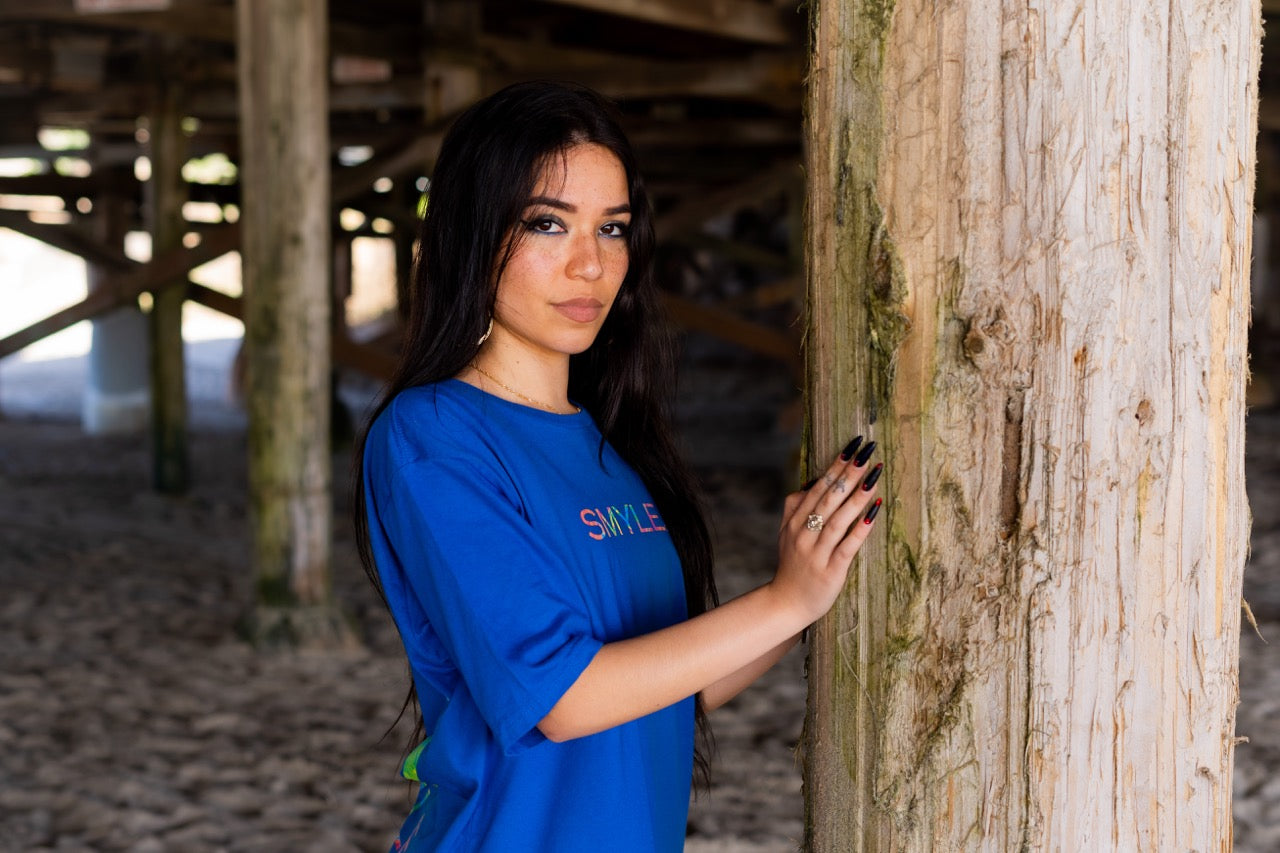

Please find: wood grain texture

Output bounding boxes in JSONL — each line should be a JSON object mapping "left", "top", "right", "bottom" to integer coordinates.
{"left": 236, "top": 0, "right": 334, "bottom": 618}
{"left": 147, "top": 55, "right": 188, "bottom": 492}
{"left": 803, "top": 0, "right": 1258, "bottom": 848}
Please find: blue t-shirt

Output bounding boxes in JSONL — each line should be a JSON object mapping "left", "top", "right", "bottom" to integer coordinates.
{"left": 362, "top": 379, "right": 694, "bottom": 852}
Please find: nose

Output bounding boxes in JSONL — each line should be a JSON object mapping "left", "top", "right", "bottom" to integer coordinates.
{"left": 566, "top": 232, "right": 603, "bottom": 281}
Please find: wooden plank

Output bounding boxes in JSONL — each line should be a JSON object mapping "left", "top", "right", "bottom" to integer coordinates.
{"left": 186, "top": 281, "right": 398, "bottom": 379}
{"left": 659, "top": 291, "right": 799, "bottom": 368}
{"left": 0, "top": 124, "right": 442, "bottom": 361}
{"left": 0, "top": 0, "right": 77, "bottom": 14}
{"left": 0, "top": 1, "right": 418, "bottom": 57}
{"left": 482, "top": 35, "right": 801, "bottom": 108}
{"left": 625, "top": 117, "right": 799, "bottom": 148}
{"left": 654, "top": 160, "right": 797, "bottom": 240}
{"left": 39, "top": 86, "right": 153, "bottom": 125}
{"left": 0, "top": 209, "right": 134, "bottom": 271}
{"left": 0, "top": 224, "right": 238, "bottom": 360}
{"left": 534, "top": 0, "right": 795, "bottom": 45}
{"left": 28, "top": 42, "right": 801, "bottom": 124}
{"left": 330, "top": 77, "right": 434, "bottom": 112}
{"left": 75, "top": 0, "right": 172, "bottom": 13}
{"left": 183, "top": 279, "right": 239, "bottom": 319}
{"left": 329, "top": 22, "right": 420, "bottom": 60}
{"left": 0, "top": 285, "right": 132, "bottom": 360}
{"left": 0, "top": 173, "right": 239, "bottom": 206}
{"left": 10, "top": 7, "right": 237, "bottom": 42}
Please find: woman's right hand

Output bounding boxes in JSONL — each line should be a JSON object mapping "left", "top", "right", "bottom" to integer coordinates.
{"left": 770, "top": 437, "right": 883, "bottom": 626}
{"left": 539, "top": 436, "right": 885, "bottom": 741}
{"left": 540, "top": 437, "right": 884, "bottom": 737}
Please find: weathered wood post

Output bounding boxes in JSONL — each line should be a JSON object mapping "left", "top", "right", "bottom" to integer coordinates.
{"left": 147, "top": 45, "right": 189, "bottom": 491}
{"left": 237, "top": 0, "right": 349, "bottom": 645}
{"left": 802, "top": 1, "right": 1258, "bottom": 849}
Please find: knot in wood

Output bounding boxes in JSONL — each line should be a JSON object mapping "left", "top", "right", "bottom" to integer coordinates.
{"left": 962, "top": 325, "right": 986, "bottom": 360}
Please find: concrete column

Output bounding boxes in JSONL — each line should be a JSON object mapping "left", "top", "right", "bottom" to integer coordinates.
{"left": 84, "top": 171, "right": 150, "bottom": 435}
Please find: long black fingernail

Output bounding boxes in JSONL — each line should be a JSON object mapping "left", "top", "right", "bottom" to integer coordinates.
{"left": 860, "top": 463, "right": 883, "bottom": 491}
{"left": 853, "top": 440, "right": 877, "bottom": 467}
{"left": 801, "top": 476, "right": 818, "bottom": 491}
{"left": 863, "top": 498, "right": 882, "bottom": 524}
{"left": 839, "top": 435, "right": 863, "bottom": 461}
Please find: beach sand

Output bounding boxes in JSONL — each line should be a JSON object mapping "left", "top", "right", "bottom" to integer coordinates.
{"left": 0, "top": 312, "right": 1276, "bottom": 850}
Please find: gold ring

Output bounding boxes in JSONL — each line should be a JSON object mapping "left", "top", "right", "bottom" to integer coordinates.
{"left": 805, "top": 513, "right": 825, "bottom": 531}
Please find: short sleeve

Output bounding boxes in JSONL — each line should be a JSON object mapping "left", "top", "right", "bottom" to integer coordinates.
{"left": 369, "top": 455, "right": 603, "bottom": 753}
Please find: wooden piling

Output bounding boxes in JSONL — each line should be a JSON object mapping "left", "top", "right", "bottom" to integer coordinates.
{"left": 237, "top": 0, "right": 351, "bottom": 646}
{"left": 147, "top": 45, "right": 189, "bottom": 492}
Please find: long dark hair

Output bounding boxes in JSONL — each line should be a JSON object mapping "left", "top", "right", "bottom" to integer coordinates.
{"left": 351, "top": 81, "right": 718, "bottom": 780}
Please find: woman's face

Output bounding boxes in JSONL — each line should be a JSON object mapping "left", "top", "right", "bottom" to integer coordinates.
{"left": 489, "top": 142, "right": 631, "bottom": 364}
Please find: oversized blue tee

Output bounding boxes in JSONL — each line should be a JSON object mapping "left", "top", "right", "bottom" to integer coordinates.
{"left": 362, "top": 379, "right": 694, "bottom": 852}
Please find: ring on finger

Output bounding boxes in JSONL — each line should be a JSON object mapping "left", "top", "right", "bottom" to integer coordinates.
{"left": 805, "top": 513, "right": 825, "bottom": 531}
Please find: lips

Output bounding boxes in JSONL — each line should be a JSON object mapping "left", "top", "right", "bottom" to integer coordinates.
{"left": 552, "top": 298, "right": 604, "bottom": 323}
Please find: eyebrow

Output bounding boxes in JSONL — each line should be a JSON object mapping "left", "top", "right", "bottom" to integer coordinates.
{"left": 526, "top": 195, "right": 631, "bottom": 216}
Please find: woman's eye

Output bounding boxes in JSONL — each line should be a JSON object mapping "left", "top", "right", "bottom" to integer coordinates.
{"left": 601, "top": 222, "right": 629, "bottom": 238}
{"left": 524, "top": 217, "right": 564, "bottom": 233}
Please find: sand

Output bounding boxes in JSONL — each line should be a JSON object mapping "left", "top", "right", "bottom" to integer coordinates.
{"left": 0, "top": 337, "right": 1276, "bottom": 850}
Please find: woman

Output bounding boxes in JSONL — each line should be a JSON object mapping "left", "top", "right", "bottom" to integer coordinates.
{"left": 354, "top": 81, "right": 883, "bottom": 852}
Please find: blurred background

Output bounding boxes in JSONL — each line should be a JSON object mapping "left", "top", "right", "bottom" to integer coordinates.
{"left": 0, "top": 1, "right": 1277, "bottom": 851}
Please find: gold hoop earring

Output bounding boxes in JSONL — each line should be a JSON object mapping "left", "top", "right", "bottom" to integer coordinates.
{"left": 477, "top": 316, "right": 493, "bottom": 346}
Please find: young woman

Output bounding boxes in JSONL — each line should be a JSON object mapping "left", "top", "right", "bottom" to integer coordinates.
{"left": 354, "top": 81, "right": 883, "bottom": 852}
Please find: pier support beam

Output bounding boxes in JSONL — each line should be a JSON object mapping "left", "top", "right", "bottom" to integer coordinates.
{"left": 237, "top": 0, "right": 349, "bottom": 646}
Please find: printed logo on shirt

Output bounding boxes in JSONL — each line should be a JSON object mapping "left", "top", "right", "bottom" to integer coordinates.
{"left": 579, "top": 502, "right": 667, "bottom": 540}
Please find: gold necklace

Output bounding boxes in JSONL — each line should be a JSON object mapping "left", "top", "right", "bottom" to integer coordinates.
{"left": 471, "top": 363, "right": 580, "bottom": 414}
